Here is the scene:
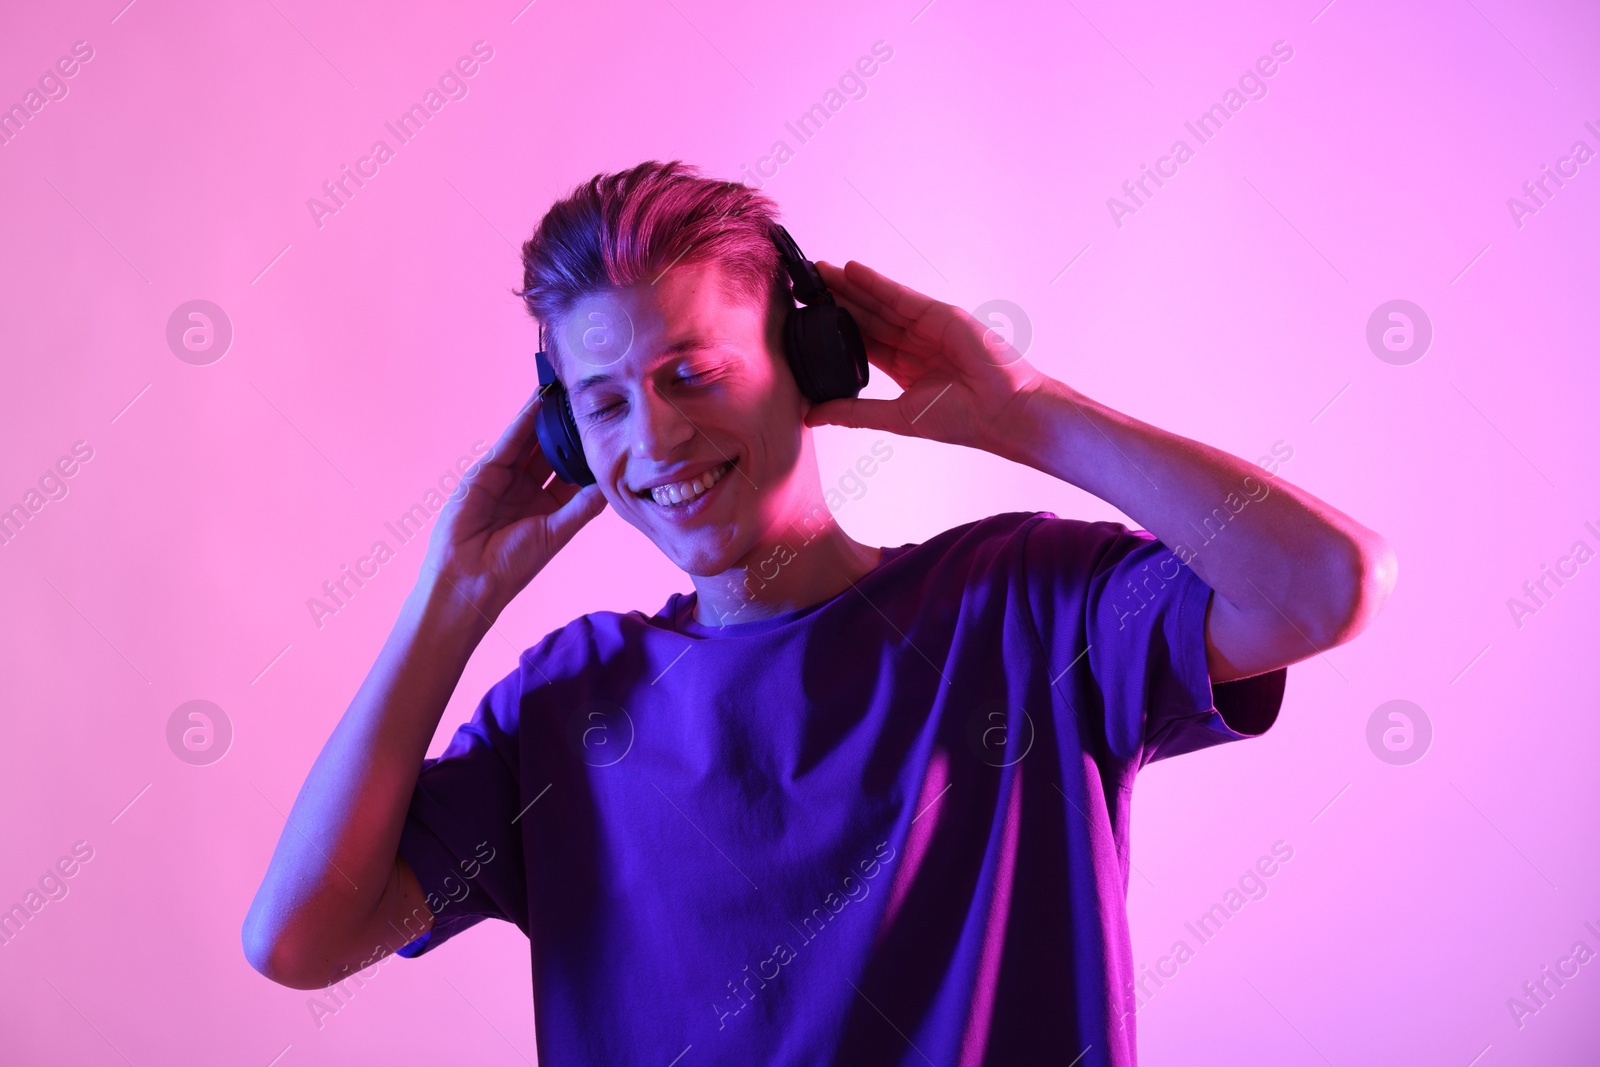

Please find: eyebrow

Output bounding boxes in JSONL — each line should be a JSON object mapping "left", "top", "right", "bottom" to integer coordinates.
{"left": 567, "top": 338, "right": 728, "bottom": 397}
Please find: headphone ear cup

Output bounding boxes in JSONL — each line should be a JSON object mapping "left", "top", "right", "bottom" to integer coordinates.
{"left": 784, "top": 304, "right": 869, "bottom": 403}
{"left": 534, "top": 386, "right": 596, "bottom": 486}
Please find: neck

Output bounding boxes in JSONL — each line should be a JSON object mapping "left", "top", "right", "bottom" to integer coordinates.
{"left": 690, "top": 506, "right": 882, "bottom": 628}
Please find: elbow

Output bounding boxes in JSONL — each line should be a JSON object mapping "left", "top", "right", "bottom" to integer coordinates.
{"left": 241, "top": 905, "right": 327, "bottom": 990}
{"left": 1318, "top": 530, "right": 1398, "bottom": 647}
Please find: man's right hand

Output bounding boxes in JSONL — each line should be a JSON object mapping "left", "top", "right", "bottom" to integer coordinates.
{"left": 242, "top": 388, "right": 606, "bottom": 991}
{"left": 420, "top": 390, "right": 608, "bottom": 624}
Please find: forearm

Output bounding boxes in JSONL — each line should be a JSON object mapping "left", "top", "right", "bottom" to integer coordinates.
{"left": 243, "top": 574, "right": 490, "bottom": 982}
{"left": 1005, "top": 377, "right": 1390, "bottom": 645}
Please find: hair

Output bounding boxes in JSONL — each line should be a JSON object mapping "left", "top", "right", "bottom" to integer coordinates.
{"left": 514, "top": 160, "right": 790, "bottom": 369}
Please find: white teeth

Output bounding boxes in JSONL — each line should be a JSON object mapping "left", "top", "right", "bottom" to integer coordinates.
{"left": 649, "top": 460, "right": 732, "bottom": 506}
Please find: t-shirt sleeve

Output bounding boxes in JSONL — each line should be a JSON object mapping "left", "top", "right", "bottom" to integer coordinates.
{"left": 1020, "top": 513, "right": 1285, "bottom": 769}
{"left": 394, "top": 660, "right": 531, "bottom": 957}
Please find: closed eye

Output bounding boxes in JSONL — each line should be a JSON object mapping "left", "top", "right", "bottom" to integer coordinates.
{"left": 585, "top": 368, "right": 720, "bottom": 422}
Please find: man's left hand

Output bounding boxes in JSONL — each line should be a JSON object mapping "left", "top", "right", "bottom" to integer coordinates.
{"left": 806, "top": 260, "right": 1052, "bottom": 459}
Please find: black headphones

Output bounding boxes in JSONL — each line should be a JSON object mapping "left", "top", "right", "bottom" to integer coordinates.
{"left": 532, "top": 223, "right": 869, "bottom": 486}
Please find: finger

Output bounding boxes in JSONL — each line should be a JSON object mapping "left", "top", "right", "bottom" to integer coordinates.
{"left": 828, "top": 261, "right": 965, "bottom": 358}
{"left": 483, "top": 390, "right": 549, "bottom": 471}
{"left": 495, "top": 482, "right": 609, "bottom": 573}
{"left": 803, "top": 396, "right": 912, "bottom": 435}
{"left": 490, "top": 445, "right": 578, "bottom": 518}
{"left": 863, "top": 336, "right": 919, "bottom": 389}
{"left": 463, "top": 392, "right": 567, "bottom": 507}
{"left": 842, "top": 317, "right": 915, "bottom": 379}
{"left": 833, "top": 289, "right": 912, "bottom": 348}
{"left": 544, "top": 482, "right": 609, "bottom": 547}
{"left": 817, "top": 261, "right": 914, "bottom": 330}
{"left": 831, "top": 290, "right": 944, "bottom": 372}
{"left": 838, "top": 260, "right": 945, "bottom": 330}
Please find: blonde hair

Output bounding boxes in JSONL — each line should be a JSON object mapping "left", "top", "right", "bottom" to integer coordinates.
{"left": 514, "top": 160, "right": 789, "bottom": 366}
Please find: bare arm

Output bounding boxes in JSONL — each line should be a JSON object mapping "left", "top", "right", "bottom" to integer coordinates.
{"left": 807, "top": 258, "right": 1397, "bottom": 684}
{"left": 241, "top": 394, "right": 607, "bottom": 989}
{"left": 1002, "top": 380, "right": 1397, "bottom": 682}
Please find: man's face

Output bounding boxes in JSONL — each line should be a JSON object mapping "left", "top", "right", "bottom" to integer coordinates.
{"left": 554, "top": 262, "right": 810, "bottom": 576}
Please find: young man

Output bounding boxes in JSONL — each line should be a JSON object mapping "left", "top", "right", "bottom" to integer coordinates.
{"left": 243, "top": 160, "right": 1395, "bottom": 1065}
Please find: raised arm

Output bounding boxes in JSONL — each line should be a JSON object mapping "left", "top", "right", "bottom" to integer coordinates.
{"left": 241, "top": 394, "right": 607, "bottom": 989}
{"left": 806, "top": 259, "right": 1396, "bottom": 683}
{"left": 998, "top": 382, "right": 1395, "bottom": 681}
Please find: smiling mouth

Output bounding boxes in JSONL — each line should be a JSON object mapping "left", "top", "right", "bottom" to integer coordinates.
{"left": 636, "top": 457, "right": 738, "bottom": 508}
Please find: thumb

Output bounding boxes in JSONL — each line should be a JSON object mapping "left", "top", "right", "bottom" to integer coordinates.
{"left": 804, "top": 397, "right": 907, "bottom": 434}
{"left": 544, "top": 482, "right": 609, "bottom": 548}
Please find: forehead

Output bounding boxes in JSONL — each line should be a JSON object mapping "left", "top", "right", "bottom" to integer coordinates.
{"left": 554, "top": 262, "right": 771, "bottom": 391}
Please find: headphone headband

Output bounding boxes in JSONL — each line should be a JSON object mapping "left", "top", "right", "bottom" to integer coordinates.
{"left": 535, "top": 321, "right": 550, "bottom": 385}
{"left": 770, "top": 223, "right": 834, "bottom": 307}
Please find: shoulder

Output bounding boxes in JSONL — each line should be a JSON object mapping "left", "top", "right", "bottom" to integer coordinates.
{"left": 1016, "top": 511, "right": 1157, "bottom": 564}
{"left": 516, "top": 607, "right": 661, "bottom": 681}
{"left": 915, "top": 510, "right": 1140, "bottom": 571}
{"left": 1010, "top": 513, "right": 1187, "bottom": 614}
{"left": 876, "top": 511, "right": 1116, "bottom": 601}
{"left": 904, "top": 510, "right": 1053, "bottom": 559}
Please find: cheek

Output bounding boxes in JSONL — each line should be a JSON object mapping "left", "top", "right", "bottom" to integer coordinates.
{"left": 575, "top": 430, "right": 624, "bottom": 499}
{"left": 752, "top": 402, "right": 803, "bottom": 478}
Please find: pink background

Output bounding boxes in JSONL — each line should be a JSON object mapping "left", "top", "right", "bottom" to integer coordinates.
{"left": 2, "top": 0, "right": 1596, "bottom": 1063}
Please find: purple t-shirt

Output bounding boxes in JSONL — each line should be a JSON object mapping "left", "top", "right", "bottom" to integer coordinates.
{"left": 397, "top": 510, "right": 1285, "bottom": 1065}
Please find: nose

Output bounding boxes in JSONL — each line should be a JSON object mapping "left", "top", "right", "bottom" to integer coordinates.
{"left": 629, "top": 382, "right": 697, "bottom": 463}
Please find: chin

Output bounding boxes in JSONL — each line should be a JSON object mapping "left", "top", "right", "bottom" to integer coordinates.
{"left": 655, "top": 522, "right": 742, "bottom": 577}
